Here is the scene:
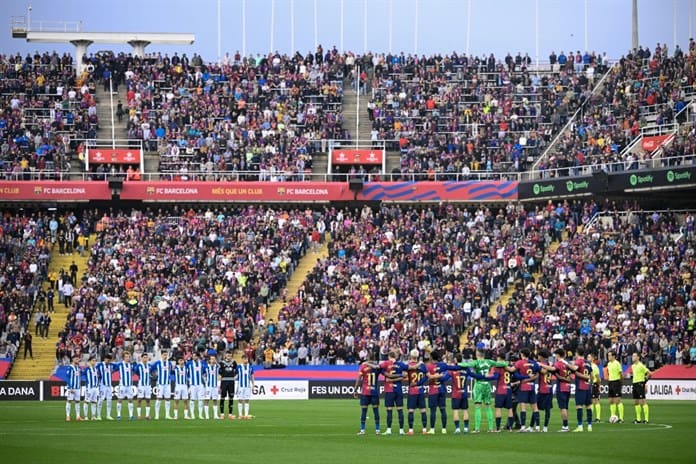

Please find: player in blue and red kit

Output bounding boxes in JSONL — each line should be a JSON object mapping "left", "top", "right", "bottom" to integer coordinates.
{"left": 426, "top": 350, "right": 461, "bottom": 434}
{"left": 379, "top": 350, "right": 408, "bottom": 435}
{"left": 450, "top": 354, "right": 477, "bottom": 434}
{"left": 571, "top": 347, "right": 593, "bottom": 432}
{"left": 405, "top": 349, "right": 428, "bottom": 435}
{"left": 535, "top": 350, "right": 555, "bottom": 432}
{"left": 487, "top": 352, "right": 524, "bottom": 432}
{"left": 354, "top": 351, "right": 382, "bottom": 435}
{"left": 512, "top": 348, "right": 541, "bottom": 432}
{"left": 543, "top": 348, "right": 573, "bottom": 431}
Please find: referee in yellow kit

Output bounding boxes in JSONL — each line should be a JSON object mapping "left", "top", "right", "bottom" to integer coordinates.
{"left": 630, "top": 352, "right": 652, "bottom": 424}
{"left": 606, "top": 351, "right": 624, "bottom": 423}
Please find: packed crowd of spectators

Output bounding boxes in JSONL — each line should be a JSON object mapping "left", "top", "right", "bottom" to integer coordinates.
{"left": 57, "top": 206, "right": 318, "bottom": 365}
{"left": 366, "top": 50, "right": 608, "bottom": 179}
{"left": 538, "top": 41, "right": 696, "bottom": 175}
{"left": 3, "top": 199, "right": 694, "bottom": 373}
{"left": 466, "top": 203, "right": 696, "bottom": 368}
{"left": 255, "top": 202, "right": 574, "bottom": 365}
{"left": 3, "top": 42, "right": 696, "bottom": 183}
{"left": 0, "top": 51, "right": 97, "bottom": 180}
{"left": 0, "top": 211, "right": 53, "bottom": 363}
{"left": 85, "top": 46, "right": 347, "bottom": 181}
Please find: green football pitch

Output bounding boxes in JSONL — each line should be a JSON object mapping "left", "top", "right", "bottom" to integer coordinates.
{"left": 0, "top": 400, "right": 694, "bottom": 463}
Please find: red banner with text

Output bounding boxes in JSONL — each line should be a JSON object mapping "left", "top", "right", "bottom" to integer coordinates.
{"left": 0, "top": 181, "right": 112, "bottom": 201}
{"left": 87, "top": 148, "right": 142, "bottom": 164}
{"left": 641, "top": 135, "right": 670, "bottom": 152}
{"left": 120, "top": 182, "right": 353, "bottom": 201}
{"left": 0, "top": 181, "right": 519, "bottom": 202}
{"left": 331, "top": 149, "right": 384, "bottom": 165}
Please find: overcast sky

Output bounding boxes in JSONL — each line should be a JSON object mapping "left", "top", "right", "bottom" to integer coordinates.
{"left": 0, "top": 0, "right": 691, "bottom": 62}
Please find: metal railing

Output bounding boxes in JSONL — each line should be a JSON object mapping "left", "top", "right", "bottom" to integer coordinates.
{"left": 4, "top": 154, "right": 694, "bottom": 184}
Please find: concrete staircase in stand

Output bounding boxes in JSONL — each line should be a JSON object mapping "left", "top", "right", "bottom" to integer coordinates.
{"left": 341, "top": 85, "right": 374, "bottom": 142}
{"left": 9, "top": 240, "right": 93, "bottom": 380}
{"left": 235, "top": 239, "right": 330, "bottom": 361}
{"left": 94, "top": 86, "right": 129, "bottom": 143}
{"left": 458, "top": 234, "right": 568, "bottom": 351}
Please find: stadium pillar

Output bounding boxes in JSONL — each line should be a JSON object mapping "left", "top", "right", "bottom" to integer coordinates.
{"left": 70, "top": 39, "right": 93, "bottom": 74}
{"left": 128, "top": 40, "right": 151, "bottom": 58}
{"left": 632, "top": 0, "right": 639, "bottom": 51}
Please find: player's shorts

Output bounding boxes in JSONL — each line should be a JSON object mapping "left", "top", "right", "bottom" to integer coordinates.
{"left": 608, "top": 380, "right": 622, "bottom": 398}
{"left": 99, "top": 385, "right": 113, "bottom": 401}
{"left": 360, "top": 394, "right": 379, "bottom": 407}
{"left": 189, "top": 385, "right": 205, "bottom": 401}
{"left": 575, "top": 389, "right": 591, "bottom": 407}
{"left": 428, "top": 392, "right": 446, "bottom": 409}
{"left": 451, "top": 396, "right": 469, "bottom": 410}
{"left": 517, "top": 389, "right": 537, "bottom": 404}
{"left": 556, "top": 390, "right": 570, "bottom": 409}
{"left": 66, "top": 388, "right": 81, "bottom": 401}
{"left": 591, "top": 384, "right": 600, "bottom": 399}
{"left": 632, "top": 382, "right": 646, "bottom": 400}
{"left": 204, "top": 386, "right": 219, "bottom": 400}
{"left": 237, "top": 386, "right": 252, "bottom": 401}
{"left": 174, "top": 384, "right": 189, "bottom": 400}
{"left": 156, "top": 383, "right": 172, "bottom": 399}
{"left": 472, "top": 382, "right": 492, "bottom": 404}
{"left": 495, "top": 392, "right": 512, "bottom": 409}
{"left": 407, "top": 392, "right": 426, "bottom": 410}
{"left": 137, "top": 385, "right": 152, "bottom": 399}
{"left": 384, "top": 390, "right": 404, "bottom": 408}
{"left": 117, "top": 385, "right": 136, "bottom": 400}
{"left": 537, "top": 393, "right": 553, "bottom": 410}
{"left": 85, "top": 387, "right": 99, "bottom": 403}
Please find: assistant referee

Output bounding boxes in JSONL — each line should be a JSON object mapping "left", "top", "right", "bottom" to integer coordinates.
{"left": 219, "top": 351, "right": 238, "bottom": 419}
{"left": 606, "top": 351, "right": 624, "bottom": 423}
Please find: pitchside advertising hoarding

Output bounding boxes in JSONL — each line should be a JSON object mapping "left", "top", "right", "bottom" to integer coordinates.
{"left": 2, "top": 379, "right": 695, "bottom": 401}
{"left": 40, "top": 380, "right": 309, "bottom": 401}
{"left": 308, "top": 380, "right": 694, "bottom": 400}
{"left": 0, "top": 381, "right": 40, "bottom": 401}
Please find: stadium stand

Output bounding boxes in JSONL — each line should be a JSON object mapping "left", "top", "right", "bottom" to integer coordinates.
{"left": 367, "top": 50, "right": 609, "bottom": 178}
{"left": 56, "top": 206, "right": 320, "bottom": 364}
{"left": 467, "top": 205, "right": 695, "bottom": 369}
{"left": 0, "top": 51, "right": 97, "bottom": 180}
{"left": 85, "top": 48, "right": 347, "bottom": 181}
{"left": 0, "top": 211, "right": 53, "bottom": 369}
{"left": 258, "top": 202, "right": 570, "bottom": 365}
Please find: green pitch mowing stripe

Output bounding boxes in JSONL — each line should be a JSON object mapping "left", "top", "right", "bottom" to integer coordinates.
{"left": 0, "top": 400, "right": 694, "bottom": 464}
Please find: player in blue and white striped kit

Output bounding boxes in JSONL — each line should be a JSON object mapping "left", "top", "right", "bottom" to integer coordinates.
{"left": 187, "top": 351, "right": 206, "bottom": 419}
{"left": 134, "top": 352, "right": 152, "bottom": 419}
{"left": 173, "top": 357, "right": 190, "bottom": 420}
{"left": 65, "top": 355, "right": 82, "bottom": 421}
{"left": 204, "top": 355, "right": 221, "bottom": 420}
{"left": 151, "top": 350, "right": 174, "bottom": 420}
{"left": 95, "top": 353, "right": 114, "bottom": 420}
{"left": 114, "top": 351, "right": 136, "bottom": 420}
{"left": 236, "top": 354, "right": 255, "bottom": 419}
{"left": 84, "top": 357, "right": 100, "bottom": 420}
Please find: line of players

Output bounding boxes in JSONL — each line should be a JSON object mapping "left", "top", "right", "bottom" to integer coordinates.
{"left": 64, "top": 350, "right": 255, "bottom": 421}
{"left": 355, "top": 347, "right": 651, "bottom": 435}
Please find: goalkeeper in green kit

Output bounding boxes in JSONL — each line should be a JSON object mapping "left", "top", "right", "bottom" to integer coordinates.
{"left": 459, "top": 349, "right": 510, "bottom": 433}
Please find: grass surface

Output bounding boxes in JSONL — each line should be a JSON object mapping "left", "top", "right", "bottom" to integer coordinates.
{"left": 0, "top": 400, "right": 694, "bottom": 463}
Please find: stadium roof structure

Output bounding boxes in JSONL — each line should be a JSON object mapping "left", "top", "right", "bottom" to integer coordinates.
{"left": 11, "top": 18, "right": 194, "bottom": 73}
